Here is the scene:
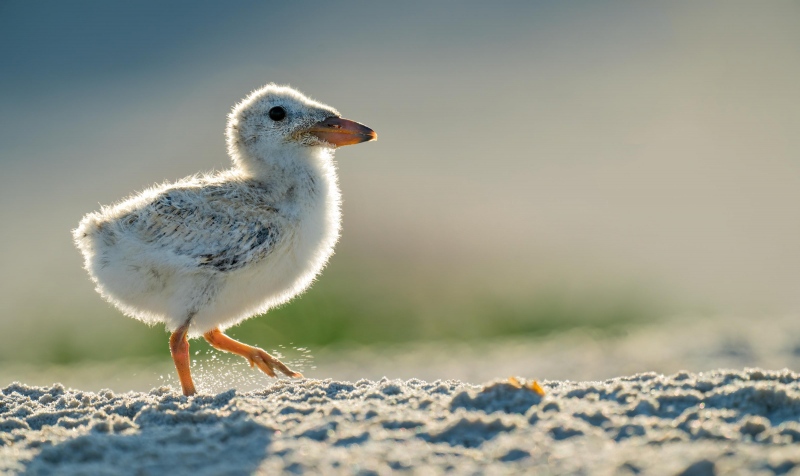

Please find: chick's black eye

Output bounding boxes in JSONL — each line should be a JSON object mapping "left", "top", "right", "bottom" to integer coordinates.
{"left": 268, "top": 106, "right": 286, "bottom": 121}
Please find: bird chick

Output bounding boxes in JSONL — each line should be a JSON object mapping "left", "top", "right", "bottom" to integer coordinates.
{"left": 73, "top": 84, "right": 376, "bottom": 396}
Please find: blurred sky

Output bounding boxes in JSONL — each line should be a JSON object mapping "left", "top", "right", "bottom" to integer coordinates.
{"left": 1, "top": 1, "right": 800, "bottom": 343}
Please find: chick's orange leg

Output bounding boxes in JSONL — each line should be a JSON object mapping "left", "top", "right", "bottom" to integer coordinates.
{"left": 203, "top": 328, "right": 302, "bottom": 378}
{"left": 170, "top": 324, "right": 196, "bottom": 396}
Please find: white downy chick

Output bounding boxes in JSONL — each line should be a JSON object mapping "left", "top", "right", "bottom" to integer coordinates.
{"left": 73, "top": 84, "right": 376, "bottom": 395}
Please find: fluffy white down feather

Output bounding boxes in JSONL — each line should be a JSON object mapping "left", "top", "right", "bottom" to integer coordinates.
{"left": 73, "top": 85, "right": 346, "bottom": 337}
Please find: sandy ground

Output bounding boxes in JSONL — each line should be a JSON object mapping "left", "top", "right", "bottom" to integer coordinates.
{"left": 2, "top": 315, "right": 800, "bottom": 475}
{"left": 2, "top": 369, "right": 799, "bottom": 475}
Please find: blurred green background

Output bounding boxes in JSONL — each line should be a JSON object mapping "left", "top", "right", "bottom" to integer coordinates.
{"left": 1, "top": 1, "right": 799, "bottom": 378}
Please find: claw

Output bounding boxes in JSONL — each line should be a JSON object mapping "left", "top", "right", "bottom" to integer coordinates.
{"left": 252, "top": 353, "right": 276, "bottom": 377}
{"left": 203, "top": 328, "right": 303, "bottom": 380}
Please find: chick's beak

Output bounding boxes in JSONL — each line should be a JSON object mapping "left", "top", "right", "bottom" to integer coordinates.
{"left": 307, "top": 117, "right": 377, "bottom": 147}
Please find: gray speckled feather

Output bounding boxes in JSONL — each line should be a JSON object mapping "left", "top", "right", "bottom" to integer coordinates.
{"left": 119, "top": 184, "right": 282, "bottom": 273}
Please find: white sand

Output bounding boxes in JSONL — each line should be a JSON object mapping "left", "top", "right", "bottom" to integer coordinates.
{"left": 2, "top": 315, "right": 799, "bottom": 474}
{"left": 2, "top": 369, "right": 799, "bottom": 475}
